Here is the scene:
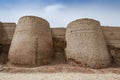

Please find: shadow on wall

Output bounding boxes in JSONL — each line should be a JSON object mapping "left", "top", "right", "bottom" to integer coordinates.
{"left": 52, "top": 28, "right": 67, "bottom": 64}
{"left": 0, "top": 23, "right": 16, "bottom": 64}
{"left": 52, "top": 38, "right": 67, "bottom": 64}
{"left": 0, "top": 23, "right": 9, "bottom": 64}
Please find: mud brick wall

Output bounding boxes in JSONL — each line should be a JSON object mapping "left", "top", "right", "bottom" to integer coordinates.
{"left": 2, "top": 23, "right": 16, "bottom": 54}
{"left": 51, "top": 28, "right": 66, "bottom": 52}
{"left": 102, "top": 26, "right": 120, "bottom": 66}
{"left": 102, "top": 26, "right": 120, "bottom": 47}
{"left": 0, "top": 23, "right": 16, "bottom": 64}
{"left": 1, "top": 22, "right": 120, "bottom": 66}
{"left": 51, "top": 28, "right": 66, "bottom": 63}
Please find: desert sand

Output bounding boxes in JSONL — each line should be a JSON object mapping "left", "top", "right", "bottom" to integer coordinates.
{"left": 0, "top": 64, "right": 120, "bottom": 80}
{"left": 0, "top": 72, "right": 120, "bottom": 80}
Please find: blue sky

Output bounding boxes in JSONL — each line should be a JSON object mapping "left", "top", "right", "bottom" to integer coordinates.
{"left": 0, "top": 0, "right": 120, "bottom": 27}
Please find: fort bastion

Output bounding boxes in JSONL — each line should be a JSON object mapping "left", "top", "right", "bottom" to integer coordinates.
{"left": 0, "top": 16, "right": 120, "bottom": 68}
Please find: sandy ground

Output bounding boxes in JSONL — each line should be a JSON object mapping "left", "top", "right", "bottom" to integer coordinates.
{"left": 0, "top": 64, "right": 120, "bottom": 80}
{"left": 0, "top": 72, "right": 120, "bottom": 80}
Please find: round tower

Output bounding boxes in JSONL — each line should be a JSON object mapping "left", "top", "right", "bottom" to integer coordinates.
{"left": 8, "top": 16, "right": 53, "bottom": 66}
{"left": 65, "top": 18, "right": 111, "bottom": 68}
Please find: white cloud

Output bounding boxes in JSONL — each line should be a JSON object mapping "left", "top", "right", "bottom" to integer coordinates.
{"left": 44, "top": 4, "right": 65, "bottom": 13}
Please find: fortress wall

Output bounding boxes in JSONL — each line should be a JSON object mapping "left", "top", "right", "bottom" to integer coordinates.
{"left": 0, "top": 23, "right": 16, "bottom": 64}
{"left": 51, "top": 28, "right": 66, "bottom": 63}
{"left": 102, "top": 26, "right": 120, "bottom": 66}
{"left": 51, "top": 28, "right": 66, "bottom": 52}
{"left": 1, "top": 22, "right": 120, "bottom": 66}
{"left": 2, "top": 23, "right": 16, "bottom": 54}
{"left": 2, "top": 23, "right": 16, "bottom": 45}
{"left": 102, "top": 26, "right": 120, "bottom": 47}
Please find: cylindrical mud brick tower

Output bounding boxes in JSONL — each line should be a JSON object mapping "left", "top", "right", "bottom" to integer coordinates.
{"left": 65, "top": 18, "right": 111, "bottom": 68}
{"left": 8, "top": 16, "right": 53, "bottom": 66}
